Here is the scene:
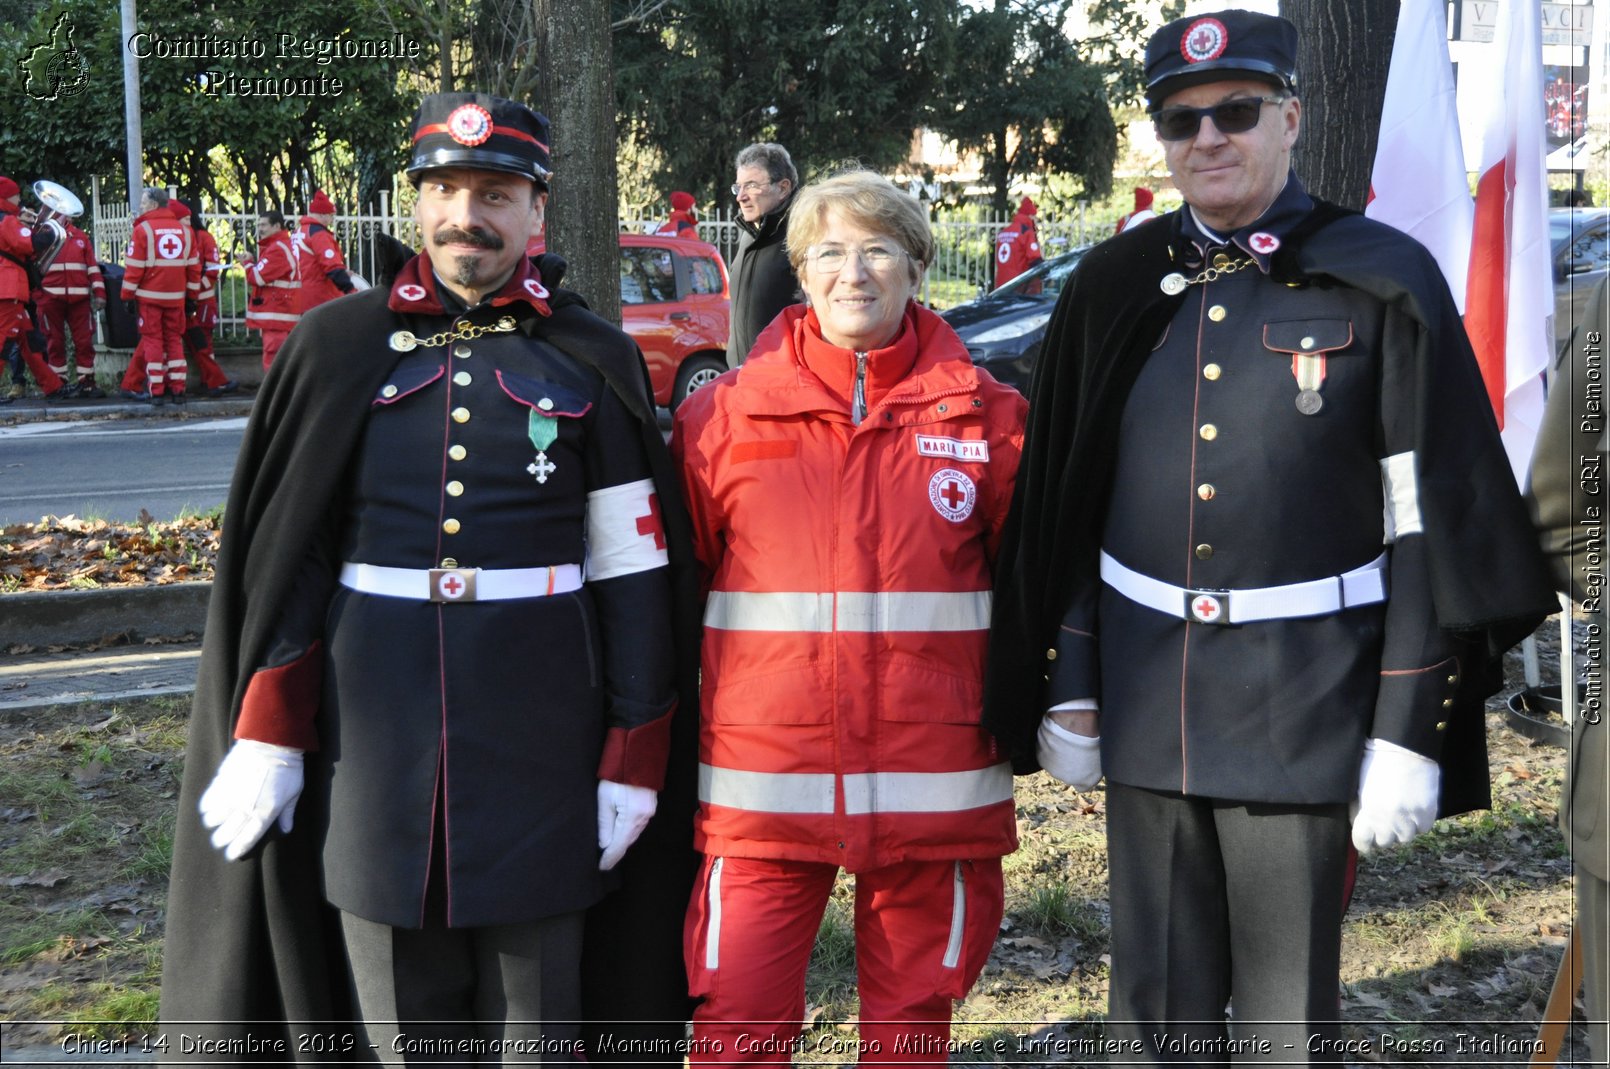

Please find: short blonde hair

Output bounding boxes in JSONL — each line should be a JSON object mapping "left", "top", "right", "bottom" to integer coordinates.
{"left": 787, "top": 170, "right": 934, "bottom": 285}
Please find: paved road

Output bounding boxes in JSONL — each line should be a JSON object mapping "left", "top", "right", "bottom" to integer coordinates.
{"left": 0, "top": 416, "right": 245, "bottom": 526}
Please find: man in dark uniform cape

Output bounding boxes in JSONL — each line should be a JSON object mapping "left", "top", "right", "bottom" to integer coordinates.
{"left": 158, "top": 91, "right": 701, "bottom": 1063}
{"left": 983, "top": 10, "right": 1556, "bottom": 1061}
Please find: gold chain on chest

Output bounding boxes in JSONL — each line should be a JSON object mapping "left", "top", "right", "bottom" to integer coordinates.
{"left": 389, "top": 315, "right": 519, "bottom": 353}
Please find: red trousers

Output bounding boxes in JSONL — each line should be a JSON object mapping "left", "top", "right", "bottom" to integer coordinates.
{"left": 260, "top": 328, "right": 290, "bottom": 370}
{"left": 35, "top": 293, "right": 96, "bottom": 378}
{"left": 1, "top": 301, "right": 63, "bottom": 394}
{"left": 684, "top": 855, "right": 1003, "bottom": 1066}
{"left": 134, "top": 302, "right": 186, "bottom": 396}
{"left": 184, "top": 298, "right": 230, "bottom": 389}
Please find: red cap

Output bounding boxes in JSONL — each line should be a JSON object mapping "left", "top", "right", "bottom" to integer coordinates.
{"left": 1018, "top": 196, "right": 1037, "bottom": 216}
{"left": 309, "top": 189, "right": 336, "bottom": 214}
{"left": 0, "top": 176, "right": 18, "bottom": 203}
{"left": 670, "top": 190, "right": 695, "bottom": 212}
{"left": 171, "top": 198, "right": 192, "bottom": 219}
{"left": 1134, "top": 186, "right": 1154, "bottom": 211}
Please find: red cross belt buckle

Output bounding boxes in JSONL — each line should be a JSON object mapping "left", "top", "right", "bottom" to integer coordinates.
{"left": 1185, "top": 589, "right": 1230, "bottom": 625}
{"left": 429, "top": 567, "right": 480, "bottom": 603}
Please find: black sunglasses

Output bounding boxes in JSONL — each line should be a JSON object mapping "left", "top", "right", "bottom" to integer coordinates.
{"left": 1151, "top": 97, "right": 1281, "bottom": 141}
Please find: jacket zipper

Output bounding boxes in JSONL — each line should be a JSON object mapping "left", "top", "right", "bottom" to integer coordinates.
{"left": 942, "top": 861, "right": 966, "bottom": 968}
{"left": 852, "top": 350, "right": 868, "bottom": 425}
{"left": 704, "top": 856, "right": 725, "bottom": 969}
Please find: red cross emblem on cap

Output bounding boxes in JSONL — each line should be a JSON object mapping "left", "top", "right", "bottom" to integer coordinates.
{"left": 1190, "top": 594, "right": 1224, "bottom": 623}
{"left": 1182, "top": 17, "right": 1228, "bottom": 64}
{"left": 446, "top": 103, "right": 494, "bottom": 146}
{"left": 1249, "top": 232, "right": 1280, "bottom": 254}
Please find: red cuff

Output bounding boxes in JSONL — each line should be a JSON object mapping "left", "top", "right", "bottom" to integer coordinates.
{"left": 234, "top": 641, "right": 323, "bottom": 752}
{"left": 596, "top": 704, "right": 674, "bottom": 791}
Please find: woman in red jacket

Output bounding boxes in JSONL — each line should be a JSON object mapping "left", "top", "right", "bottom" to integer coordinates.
{"left": 672, "top": 170, "right": 1027, "bottom": 1065}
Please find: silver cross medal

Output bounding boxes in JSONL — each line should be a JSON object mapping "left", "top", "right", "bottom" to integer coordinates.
{"left": 527, "top": 453, "right": 557, "bottom": 484}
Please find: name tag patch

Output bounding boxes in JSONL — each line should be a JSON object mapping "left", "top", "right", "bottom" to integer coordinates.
{"left": 915, "top": 435, "right": 989, "bottom": 462}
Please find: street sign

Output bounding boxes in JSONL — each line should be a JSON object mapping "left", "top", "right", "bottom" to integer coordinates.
{"left": 1455, "top": 1, "right": 1595, "bottom": 47}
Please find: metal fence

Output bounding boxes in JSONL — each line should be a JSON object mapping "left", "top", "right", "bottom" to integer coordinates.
{"left": 89, "top": 196, "right": 1120, "bottom": 339}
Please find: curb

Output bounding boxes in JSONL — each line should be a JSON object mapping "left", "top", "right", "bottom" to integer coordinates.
{"left": 4, "top": 582, "right": 212, "bottom": 649}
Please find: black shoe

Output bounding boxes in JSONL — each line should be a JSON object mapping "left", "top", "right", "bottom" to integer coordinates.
{"left": 44, "top": 383, "right": 77, "bottom": 401}
{"left": 207, "top": 378, "right": 239, "bottom": 397}
{"left": 0, "top": 392, "right": 12, "bottom": 405}
{"left": 76, "top": 379, "right": 105, "bottom": 399}
{"left": 120, "top": 389, "right": 150, "bottom": 401}
{"left": 170, "top": 392, "right": 187, "bottom": 405}
{"left": 150, "top": 393, "right": 168, "bottom": 407}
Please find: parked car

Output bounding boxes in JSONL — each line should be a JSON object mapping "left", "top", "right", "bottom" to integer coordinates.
{"left": 1551, "top": 206, "right": 1609, "bottom": 357}
{"left": 530, "top": 232, "right": 731, "bottom": 410}
{"left": 939, "top": 246, "right": 1091, "bottom": 393}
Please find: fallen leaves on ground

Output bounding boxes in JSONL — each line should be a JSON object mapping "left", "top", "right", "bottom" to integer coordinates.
{"left": 0, "top": 510, "right": 219, "bottom": 591}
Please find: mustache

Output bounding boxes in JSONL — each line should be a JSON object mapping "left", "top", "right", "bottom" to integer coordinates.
{"left": 433, "top": 227, "right": 504, "bottom": 250}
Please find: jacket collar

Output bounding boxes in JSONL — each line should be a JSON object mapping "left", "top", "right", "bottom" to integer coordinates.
{"left": 1177, "top": 169, "right": 1314, "bottom": 274}
{"left": 387, "top": 251, "right": 553, "bottom": 317}
{"left": 736, "top": 189, "right": 796, "bottom": 242}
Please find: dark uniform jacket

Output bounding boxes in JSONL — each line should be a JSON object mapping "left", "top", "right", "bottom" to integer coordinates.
{"left": 984, "top": 176, "right": 1556, "bottom": 815}
{"left": 727, "top": 191, "right": 799, "bottom": 368}
{"left": 158, "top": 253, "right": 702, "bottom": 1060}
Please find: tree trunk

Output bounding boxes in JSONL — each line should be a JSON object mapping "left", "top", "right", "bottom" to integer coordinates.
{"left": 531, "top": 0, "right": 621, "bottom": 326}
{"left": 1282, "top": 0, "right": 1398, "bottom": 209}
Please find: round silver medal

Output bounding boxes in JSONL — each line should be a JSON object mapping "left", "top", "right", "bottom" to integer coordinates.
{"left": 1295, "top": 389, "right": 1324, "bottom": 415}
{"left": 389, "top": 330, "right": 417, "bottom": 352}
{"left": 1160, "top": 273, "right": 1187, "bottom": 296}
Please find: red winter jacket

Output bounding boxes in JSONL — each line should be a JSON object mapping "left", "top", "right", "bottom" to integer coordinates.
{"left": 294, "top": 217, "right": 352, "bottom": 313}
{"left": 122, "top": 207, "right": 199, "bottom": 307}
{"left": 0, "top": 210, "right": 38, "bottom": 303}
{"left": 993, "top": 200, "right": 1042, "bottom": 289}
{"left": 672, "top": 302, "right": 1026, "bottom": 872}
{"left": 40, "top": 222, "right": 105, "bottom": 303}
{"left": 244, "top": 229, "right": 300, "bottom": 332}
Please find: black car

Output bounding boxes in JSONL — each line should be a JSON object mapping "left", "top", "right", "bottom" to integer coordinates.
{"left": 1550, "top": 206, "right": 1609, "bottom": 356}
{"left": 940, "top": 247, "right": 1091, "bottom": 393}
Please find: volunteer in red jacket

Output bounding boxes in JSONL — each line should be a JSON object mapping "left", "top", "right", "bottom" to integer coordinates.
{"left": 36, "top": 215, "right": 106, "bottom": 397}
{"left": 294, "top": 189, "right": 356, "bottom": 314}
{"left": 173, "top": 202, "right": 236, "bottom": 395}
{"left": 673, "top": 169, "right": 1026, "bottom": 1064}
{"left": 992, "top": 196, "right": 1042, "bottom": 289}
{"left": 121, "top": 188, "right": 200, "bottom": 405}
{"left": 656, "top": 190, "right": 698, "bottom": 237}
{"left": 0, "top": 176, "right": 67, "bottom": 402}
{"left": 236, "top": 210, "right": 299, "bottom": 369}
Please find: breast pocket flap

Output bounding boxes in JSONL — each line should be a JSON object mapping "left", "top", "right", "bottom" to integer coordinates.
{"left": 1262, "top": 318, "right": 1354, "bottom": 356}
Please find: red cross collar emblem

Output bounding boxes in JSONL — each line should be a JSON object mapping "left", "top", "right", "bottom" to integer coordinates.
{"left": 1248, "top": 231, "right": 1280, "bottom": 255}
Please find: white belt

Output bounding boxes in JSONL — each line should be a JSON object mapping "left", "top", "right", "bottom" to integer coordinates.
{"left": 339, "top": 562, "right": 583, "bottom": 603}
{"left": 1099, "top": 550, "right": 1388, "bottom": 626}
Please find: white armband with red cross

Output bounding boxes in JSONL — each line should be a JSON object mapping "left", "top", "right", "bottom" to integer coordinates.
{"left": 585, "top": 478, "right": 669, "bottom": 581}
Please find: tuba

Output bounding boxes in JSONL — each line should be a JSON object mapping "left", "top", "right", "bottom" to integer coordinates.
{"left": 26, "top": 180, "right": 84, "bottom": 275}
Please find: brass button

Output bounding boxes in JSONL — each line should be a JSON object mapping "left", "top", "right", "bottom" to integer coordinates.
{"left": 446, "top": 480, "right": 464, "bottom": 497}
{"left": 1203, "top": 363, "right": 1221, "bottom": 381}
{"left": 1300, "top": 335, "right": 1316, "bottom": 350}
{"left": 381, "top": 384, "right": 399, "bottom": 399}
{"left": 1046, "top": 648, "right": 1058, "bottom": 661}
{"left": 1212, "top": 252, "right": 1232, "bottom": 268}
{"left": 452, "top": 407, "right": 471, "bottom": 424}
{"left": 1435, "top": 721, "right": 1448, "bottom": 732}
{"left": 442, "top": 518, "right": 461, "bottom": 535}
{"left": 1208, "top": 305, "right": 1227, "bottom": 322}
{"left": 538, "top": 397, "right": 555, "bottom": 411}
{"left": 1446, "top": 674, "right": 1458, "bottom": 685}
{"left": 1197, "top": 483, "right": 1216, "bottom": 501}
{"left": 1195, "top": 544, "right": 1214, "bottom": 560}
{"left": 1442, "top": 698, "right": 1454, "bottom": 708}
{"left": 440, "top": 557, "right": 458, "bottom": 568}
{"left": 453, "top": 371, "right": 472, "bottom": 387}
{"left": 449, "top": 444, "right": 467, "bottom": 461}
{"left": 1199, "top": 424, "right": 1218, "bottom": 441}
{"left": 453, "top": 344, "right": 471, "bottom": 359}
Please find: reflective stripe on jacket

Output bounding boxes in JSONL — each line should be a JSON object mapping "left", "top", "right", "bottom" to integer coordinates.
{"left": 245, "top": 230, "right": 300, "bottom": 331}
{"left": 122, "top": 209, "right": 199, "bottom": 306}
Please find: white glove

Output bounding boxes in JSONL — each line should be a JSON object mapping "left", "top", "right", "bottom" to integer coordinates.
{"left": 1350, "top": 738, "right": 1440, "bottom": 854}
{"left": 1036, "top": 717, "right": 1103, "bottom": 790}
{"left": 597, "top": 780, "right": 657, "bottom": 871}
{"left": 198, "top": 740, "right": 305, "bottom": 860}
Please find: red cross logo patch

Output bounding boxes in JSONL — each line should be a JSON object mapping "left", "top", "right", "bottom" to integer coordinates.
{"left": 437, "top": 572, "right": 468, "bottom": 600}
{"left": 156, "top": 233, "right": 184, "bottom": 260}
{"left": 1181, "top": 18, "right": 1228, "bottom": 64}
{"left": 1189, "top": 594, "right": 1224, "bottom": 624}
{"left": 397, "top": 283, "right": 427, "bottom": 303}
{"left": 447, "top": 103, "right": 494, "bottom": 146}
{"left": 1248, "top": 232, "right": 1280, "bottom": 255}
{"left": 928, "top": 468, "right": 977, "bottom": 523}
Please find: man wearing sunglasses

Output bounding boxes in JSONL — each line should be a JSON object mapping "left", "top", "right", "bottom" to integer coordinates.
{"left": 727, "top": 142, "right": 801, "bottom": 368}
{"left": 986, "top": 9, "right": 1555, "bottom": 1061}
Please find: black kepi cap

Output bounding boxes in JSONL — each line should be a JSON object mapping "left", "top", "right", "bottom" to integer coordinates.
{"left": 406, "top": 92, "right": 552, "bottom": 186}
{"left": 1145, "top": 9, "right": 1298, "bottom": 109}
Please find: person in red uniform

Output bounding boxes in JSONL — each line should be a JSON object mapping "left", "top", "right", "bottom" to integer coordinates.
{"left": 674, "top": 169, "right": 1027, "bottom": 1064}
{"left": 1113, "top": 185, "right": 1157, "bottom": 234}
{"left": 173, "top": 201, "right": 236, "bottom": 396}
{"left": 293, "top": 189, "right": 356, "bottom": 314}
{"left": 35, "top": 213, "right": 106, "bottom": 397}
{"left": 656, "top": 190, "right": 698, "bottom": 237}
{"left": 992, "top": 195, "right": 1042, "bottom": 289}
{"left": 121, "top": 188, "right": 200, "bottom": 405}
{"left": 0, "top": 175, "right": 67, "bottom": 403}
{"left": 237, "top": 210, "right": 299, "bottom": 369}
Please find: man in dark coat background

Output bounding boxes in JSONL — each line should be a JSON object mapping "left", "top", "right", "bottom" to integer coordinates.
{"left": 158, "top": 92, "right": 701, "bottom": 1063}
{"left": 985, "top": 10, "right": 1556, "bottom": 1062}
{"left": 725, "top": 142, "right": 799, "bottom": 367}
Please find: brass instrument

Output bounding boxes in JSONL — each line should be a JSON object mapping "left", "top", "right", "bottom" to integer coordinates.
{"left": 26, "top": 180, "right": 84, "bottom": 275}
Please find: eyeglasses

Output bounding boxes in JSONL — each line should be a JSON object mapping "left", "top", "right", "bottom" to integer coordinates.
{"left": 806, "top": 243, "right": 907, "bottom": 274}
{"left": 731, "top": 180, "right": 776, "bottom": 197}
{"left": 1151, "top": 97, "right": 1281, "bottom": 141}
